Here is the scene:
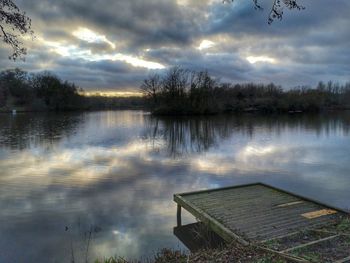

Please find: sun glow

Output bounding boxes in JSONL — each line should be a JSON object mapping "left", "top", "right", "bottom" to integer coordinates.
{"left": 246, "top": 56, "right": 276, "bottom": 64}
{"left": 83, "top": 91, "right": 143, "bottom": 97}
{"left": 108, "top": 53, "right": 165, "bottom": 69}
{"left": 198, "top": 40, "right": 215, "bottom": 50}
{"left": 72, "top": 27, "right": 116, "bottom": 49}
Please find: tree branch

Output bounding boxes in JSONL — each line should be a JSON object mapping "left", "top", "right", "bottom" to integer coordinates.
{"left": 0, "top": 0, "right": 33, "bottom": 60}
{"left": 224, "top": 0, "right": 304, "bottom": 24}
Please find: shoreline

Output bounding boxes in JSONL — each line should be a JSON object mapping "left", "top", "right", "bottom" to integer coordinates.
{"left": 1, "top": 107, "right": 349, "bottom": 115}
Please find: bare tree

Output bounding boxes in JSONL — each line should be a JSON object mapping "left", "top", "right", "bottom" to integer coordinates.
{"left": 225, "top": 0, "right": 305, "bottom": 24}
{"left": 141, "top": 73, "right": 162, "bottom": 104}
{"left": 0, "top": 0, "right": 33, "bottom": 60}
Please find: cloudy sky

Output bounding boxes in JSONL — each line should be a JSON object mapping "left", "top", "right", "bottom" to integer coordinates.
{"left": 1, "top": 0, "right": 349, "bottom": 94}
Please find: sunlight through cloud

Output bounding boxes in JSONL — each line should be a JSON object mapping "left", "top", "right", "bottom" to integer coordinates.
{"left": 246, "top": 56, "right": 276, "bottom": 64}
{"left": 198, "top": 40, "right": 215, "bottom": 50}
{"left": 72, "top": 27, "right": 116, "bottom": 49}
{"left": 42, "top": 39, "right": 165, "bottom": 69}
{"left": 108, "top": 54, "right": 165, "bottom": 69}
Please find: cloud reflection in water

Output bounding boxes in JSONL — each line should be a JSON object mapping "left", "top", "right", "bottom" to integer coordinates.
{"left": 0, "top": 111, "right": 350, "bottom": 262}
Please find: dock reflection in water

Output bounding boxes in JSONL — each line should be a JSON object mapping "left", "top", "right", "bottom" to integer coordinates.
{"left": 174, "top": 222, "right": 225, "bottom": 252}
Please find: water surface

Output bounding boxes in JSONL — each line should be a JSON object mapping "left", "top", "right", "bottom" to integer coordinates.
{"left": 0, "top": 111, "right": 350, "bottom": 262}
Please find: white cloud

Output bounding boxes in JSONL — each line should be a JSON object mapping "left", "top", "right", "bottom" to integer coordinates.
{"left": 198, "top": 40, "right": 215, "bottom": 50}
{"left": 107, "top": 53, "right": 165, "bottom": 69}
{"left": 42, "top": 38, "right": 165, "bottom": 70}
{"left": 246, "top": 56, "right": 276, "bottom": 64}
{"left": 72, "top": 27, "right": 116, "bottom": 49}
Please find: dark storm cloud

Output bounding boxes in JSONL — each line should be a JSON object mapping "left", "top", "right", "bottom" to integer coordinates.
{"left": 0, "top": 0, "right": 349, "bottom": 91}
{"left": 18, "top": 0, "right": 202, "bottom": 49}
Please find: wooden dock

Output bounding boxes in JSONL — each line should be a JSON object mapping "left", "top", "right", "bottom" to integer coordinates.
{"left": 174, "top": 183, "right": 350, "bottom": 262}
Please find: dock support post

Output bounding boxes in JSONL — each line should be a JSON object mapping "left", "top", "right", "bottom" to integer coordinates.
{"left": 177, "top": 204, "right": 182, "bottom": 227}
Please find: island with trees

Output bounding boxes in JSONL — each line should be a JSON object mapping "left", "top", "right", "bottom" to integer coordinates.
{"left": 141, "top": 67, "right": 350, "bottom": 115}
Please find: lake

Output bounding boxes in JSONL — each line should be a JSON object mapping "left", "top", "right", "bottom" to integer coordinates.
{"left": 0, "top": 111, "right": 349, "bottom": 262}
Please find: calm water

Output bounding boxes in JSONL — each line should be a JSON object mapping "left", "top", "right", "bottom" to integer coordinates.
{"left": 0, "top": 111, "right": 350, "bottom": 262}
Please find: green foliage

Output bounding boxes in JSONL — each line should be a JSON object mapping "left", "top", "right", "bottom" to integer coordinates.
{"left": 141, "top": 68, "right": 350, "bottom": 115}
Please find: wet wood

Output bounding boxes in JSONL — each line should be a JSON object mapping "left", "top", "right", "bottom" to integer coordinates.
{"left": 174, "top": 183, "right": 349, "bottom": 262}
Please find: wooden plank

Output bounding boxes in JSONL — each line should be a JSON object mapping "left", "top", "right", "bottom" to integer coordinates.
{"left": 250, "top": 218, "right": 335, "bottom": 241}
{"left": 256, "top": 245, "right": 309, "bottom": 263}
{"left": 259, "top": 183, "right": 350, "bottom": 214}
{"left": 180, "top": 182, "right": 349, "bottom": 213}
{"left": 260, "top": 230, "right": 302, "bottom": 243}
{"left": 301, "top": 209, "right": 338, "bottom": 219}
{"left": 313, "top": 229, "right": 350, "bottom": 237}
{"left": 192, "top": 195, "right": 302, "bottom": 214}
{"left": 185, "top": 188, "right": 290, "bottom": 204}
{"left": 177, "top": 182, "right": 264, "bottom": 197}
{"left": 280, "top": 234, "right": 339, "bottom": 253}
{"left": 276, "top": 201, "right": 304, "bottom": 208}
{"left": 174, "top": 194, "right": 249, "bottom": 245}
{"left": 235, "top": 210, "right": 337, "bottom": 232}
{"left": 192, "top": 197, "right": 311, "bottom": 216}
{"left": 174, "top": 183, "right": 349, "bottom": 249}
{"left": 222, "top": 204, "right": 323, "bottom": 224}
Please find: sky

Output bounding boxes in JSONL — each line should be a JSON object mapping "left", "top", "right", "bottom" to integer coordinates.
{"left": 1, "top": 0, "right": 349, "bottom": 94}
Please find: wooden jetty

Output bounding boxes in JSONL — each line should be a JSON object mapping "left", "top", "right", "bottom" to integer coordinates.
{"left": 174, "top": 183, "right": 350, "bottom": 262}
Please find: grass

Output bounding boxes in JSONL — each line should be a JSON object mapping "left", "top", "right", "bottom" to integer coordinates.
{"left": 337, "top": 217, "right": 350, "bottom": 232}
{"left": 95, "top": 249, "right": 188, "bottom": 263}
{"left": 94, "top": 245, "right": 291, "bottom": 263}
{"left": 262, "top": 239, "right": 281, "bottom": 250}
{"left": 254, "top": 256, "right": 287, "bottom": 263}
{"left": 95, "top": 258, "right": 129, "bottom": 263}
{"left": 300, "top": 252, "right": 321, "bottom": 262}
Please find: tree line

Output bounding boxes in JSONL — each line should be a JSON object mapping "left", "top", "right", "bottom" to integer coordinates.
{"left": 141, "top": 67, "right": 350, "bottom": 115}
{"left": 0, "top": 69, "right": 145, "bottom": 112}
{"left": 2, "top": 67, "right": 350, "bottom": 114}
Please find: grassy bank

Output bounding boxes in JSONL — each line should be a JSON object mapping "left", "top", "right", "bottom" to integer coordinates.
{"left": 95, "top": 243, "right": 290, "bottom": 263}
{"left": 95, "top": 217, "right": 350, "bottom": 263}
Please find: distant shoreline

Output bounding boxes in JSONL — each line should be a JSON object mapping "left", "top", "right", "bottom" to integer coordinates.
{"left": 150, "top": 106, "right": 350, "bottom": 116}
{"left": 0, "top": 106, "right": 145, "bottom": 114}
{"left": 1, "top": 106, "right": 349, "bottom": 116}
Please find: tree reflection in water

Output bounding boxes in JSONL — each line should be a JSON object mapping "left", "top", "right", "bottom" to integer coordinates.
{"left": 0, "top": 112, "right": 82, "bottom": 149}
{"left": 146, "top": 113, "right": 350, "bottom": 157}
